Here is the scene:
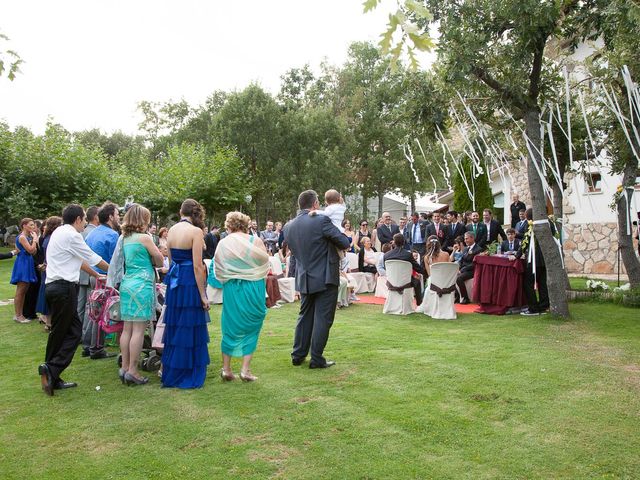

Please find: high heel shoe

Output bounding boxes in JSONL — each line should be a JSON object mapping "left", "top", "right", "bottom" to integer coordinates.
{"left": 239, "top": 370, "right": 258, "bottom": 382}
{"left": 220, "top": 369, "right": 235, "bottom": 382}
{"left": 118, "top": 368, "right": 126, "bottom": 384}
{"left": 124, "top": 372, "right": 149, "bottom": 386}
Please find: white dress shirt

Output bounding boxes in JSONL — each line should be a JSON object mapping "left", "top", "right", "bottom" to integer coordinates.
{"left": 46, "top": 224, "right": 103, "bottom": 284}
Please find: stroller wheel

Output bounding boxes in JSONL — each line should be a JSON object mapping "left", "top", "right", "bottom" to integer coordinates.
{"left": 117, "top": 354, "right": 122, "bottom": 368}
{"left": 146, "top": 355, "right": 162, "bottom": 372}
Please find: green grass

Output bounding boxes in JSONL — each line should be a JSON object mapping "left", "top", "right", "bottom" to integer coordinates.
{"left": 1, "top": 267, "right": 640, "bottom": 478}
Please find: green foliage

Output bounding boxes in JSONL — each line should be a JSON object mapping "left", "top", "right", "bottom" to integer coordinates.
{"left": 452, "top": 157, "right": 493, "bottom": 214}
{"left": 0, "top": 31, "right": 22, "bottom": 81}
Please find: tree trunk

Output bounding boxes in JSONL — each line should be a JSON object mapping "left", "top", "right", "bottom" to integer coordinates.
{"left": 617, "top": 160, "right": 640, "bottom": 287}
{"left": 362, "top": 193, "right": 368, "bottom": 220}
{"left": 378, "top": 193, "right": 384, "bottom": 220}
{"left": 524, "top": 109, "right": 570, "bottom": 318}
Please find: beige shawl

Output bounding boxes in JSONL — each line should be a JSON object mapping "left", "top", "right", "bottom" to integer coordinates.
{"left": 214, "top": 232, "right": 270, "bottom": 283}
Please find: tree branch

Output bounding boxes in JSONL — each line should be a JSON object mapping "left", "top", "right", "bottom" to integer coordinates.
{"left": 528, "top": 38, "right": 545, "bottom": 100}
{"left": 471, "top": 64, "right": 526, "bottom": 112}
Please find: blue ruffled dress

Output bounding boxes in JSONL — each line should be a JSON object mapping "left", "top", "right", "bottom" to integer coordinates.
{"left": 10, "top": 234, "right": 37, "bottom": 285}
{"left": 161, "top": 248, "right": 210, "bottom": 388}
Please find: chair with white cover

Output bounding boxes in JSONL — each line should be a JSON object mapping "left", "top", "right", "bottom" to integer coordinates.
{"left": 374, "top": 276, "right": 388, "bottom": 298}
{"left": 346, "top": 252, "right": 359, "bottom": 271}
{"left": 421, "top": 262, "right": 459, "bottom": 320}
{"left": 464, "top": 278, "right": 475, "bottom": 302}
{"left": 268, "top": 256, "right": 296, "bottom": 303}
{"left": 203, "top": 259, "right": 223, "bottom": 304}
{"left": 382, "top": 260, "right": 414, "bottom": 315}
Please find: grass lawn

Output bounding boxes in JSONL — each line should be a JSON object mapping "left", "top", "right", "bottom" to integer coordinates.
{"left": 0, "top": 258, "right": 639, "bottom": 478}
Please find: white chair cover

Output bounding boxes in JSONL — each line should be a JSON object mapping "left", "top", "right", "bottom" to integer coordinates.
{"left": 203, "top": 259, "right": 223, "bottom": 304}
{"left": 269, "top": 256, "right": 283, "bottom": 276}
{"left": 350, "top": 272, "right": 376, "bottom": 294}
{"left": 374, "top": 276, "right": 388, "bottom": 298}
{"left": 422, "top": 262, "right": 459, "bottom": 320}
{"left": 278, "top": 277, "right": 296, "bottom": 303}
{"left": 346, "top": 252, "right": 359, "bottom": 271}
{"left": 464, "top": 278, "right": 475, "bottom": 302}
{"left": 382, "top": 260, "right": 414, "bottom": 315}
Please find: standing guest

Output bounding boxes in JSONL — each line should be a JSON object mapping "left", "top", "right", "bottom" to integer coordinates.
{"left": 260, "top": 221, "right": 279, "bottom": 255}
{"left": 284, "top": 190, "right": 351, "bottom": 369}
{"left": 203, "top": 226, "right": 219, "bottom": 260}
{"left": 38, "top": 204, "right": 109, "bottom": 396}
{"left": 24, "top": 220, "right": 44, "bottom": 321}
{"left": 118, "top": 204, "right": 164, "bottom": 386}
{"left": 421, "top": 212, "right": 431, "bottom": 224}
{"left": 358, "top": 237, "right": 378, "bottom": 274}
{"left": 158, "top": 227, "right": 169, "bottom": 249}
{"left": 355, "top": 220, "right": 375, "bottom": 253}
{"left": 214, "top": 212, "right": 270, "bottom": 382}
{"left": 398, "top": 216, "right": 411, "bottom": 251}
{"left": 514, "top": 209, "right": 528, "bottom": 240}
{"left": 162, "top": 199, "right": 210, "bottom": 389}
{"left": 342, "top": 219, "right": 357, "bottom": 253}
{"left": 84, "top": 202, "right": 120, "bottom": 360}
{"left": 466, "top": 211, "right": 487, "bottom": 246}
{"left": 275, "top": 222, "right": 284, "bottom": 250}
{"left": 482, "top": 209, "right": 507, "bottom": 247}
{"left": 456, "top": 231, "right": 484, "bottom": 304}
{"left": 148, "top": 224, "right": 159, "bottom": 246}
{"left": 376, "top": 212, "right": 400, "bottom": 246}
{"left": 463, "top": 211, "right": 473, "bottom": 226}
{"left": 36, "top": 216, "right": 63, "bottom": 331}
{"left": 10, "top": 218, "right": 38, "bottom": 323}
{"left": 78, "top": 205, "right": 99, "bottom": 357}
{"left": 248, "top": 220, "right": 259, "bottom": 236}
{"left": 446, "top": 211, "right": 466, "bottom": 252}
{"left": 423, "top": 236, "right": 450, "bottom": 276}
{"left": 426, "top": 212, "right": 448, "bottom": 248}
{"left": 510, "top": 194, "right": 526, "bottom": 228}
{"left": 509, "top": 208, "right": 551, "bottom": 315}
{"left": 501, "top": 228, "right": 521, "bottom": 254}
{"left": 383, "top": 233, "right": 424, "bottom": 305}
{"left": 408, "top": 212, "right": 427, "bottom": 256}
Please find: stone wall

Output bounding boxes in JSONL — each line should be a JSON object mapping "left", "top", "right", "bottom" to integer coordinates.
{"left": 508, "top": 162, "right": 531, "bottom": 207}
{"left": 563, "top": 223, "right": 623, "bottom": 274}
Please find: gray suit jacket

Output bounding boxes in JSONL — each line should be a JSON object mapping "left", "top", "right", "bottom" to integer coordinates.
{"left": 284, "top": 210, "right": 351, "bottom": 295}
{"left": 78, "top": 223, "right": 97, "bottom": 286}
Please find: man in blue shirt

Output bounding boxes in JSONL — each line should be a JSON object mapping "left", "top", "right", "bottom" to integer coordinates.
{"left": 84, "top": 202, "right": 120, "bottom": 359}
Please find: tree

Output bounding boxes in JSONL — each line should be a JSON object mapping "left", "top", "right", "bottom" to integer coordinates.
{"left": 452, "top": 157, "right": 493, "bottom": 216}
{"left": 0, "top": 31, "right": 22, "bottom": 81}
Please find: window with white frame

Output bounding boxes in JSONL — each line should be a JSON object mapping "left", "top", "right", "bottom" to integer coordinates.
{"left": 585, "top": 172, "right": 602, "bottom": 193}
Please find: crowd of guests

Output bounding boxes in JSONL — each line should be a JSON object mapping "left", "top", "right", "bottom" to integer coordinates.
{"left": 5, "top": 190, "right": 554, "bottom": 396}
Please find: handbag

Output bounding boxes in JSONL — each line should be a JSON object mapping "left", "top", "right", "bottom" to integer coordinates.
{"left": 151, "top": 305, "right": 166, "bottom": 350}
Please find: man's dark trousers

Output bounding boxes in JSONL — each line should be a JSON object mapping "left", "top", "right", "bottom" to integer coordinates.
{"left": 45, "top": 280, "right": 82, "bottom": 383}
{"left": 523, "top": 265, "right": 549, "bottom": 312}
{"left": 292, "top": 285, "right": 338, "bottom": 366}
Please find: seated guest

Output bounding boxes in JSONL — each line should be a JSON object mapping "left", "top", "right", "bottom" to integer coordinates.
{"left": 456, "top": 231, "right": 484, "bottom": 304}
{"left": 501, "top": 228, "right": 521, "bottom": 254}
{"left": 449, "top": 236, "right": 465, "bottom": 264}
{"left": 384, "top": 233, "right": 424, "bottom": 305}
{"left": 376, "top": 243, "right": 392, "bottom": 277}
{"left": 514, "top": 209, "right": 528, "bottom": 240}
{"left": 423, "top": 235, "right": 450, "bottom": 276}
{"left": 339, "top": 250, "right": 358, "bottom": 304}
{"left": 358, "top": 237, "right": 378, "bottom": 274}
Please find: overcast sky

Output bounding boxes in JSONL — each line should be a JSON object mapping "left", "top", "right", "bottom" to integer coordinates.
{"left": 0, "top": 0, "right": 433, "bottom": 135}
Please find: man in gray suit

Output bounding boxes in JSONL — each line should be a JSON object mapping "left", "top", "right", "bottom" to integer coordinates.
{"left": 78, "top": 206, "right": 99, "bottom": 357}
{"left": 284, "top": 190, "right": 351, "bottom": 369}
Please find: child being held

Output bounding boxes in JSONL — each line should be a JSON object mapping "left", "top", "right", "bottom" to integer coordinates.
{"left": 311, "top": 189, "right": 347, "bottom": 232}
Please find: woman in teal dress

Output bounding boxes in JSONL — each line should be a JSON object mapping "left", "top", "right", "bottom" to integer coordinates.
{"left": 118, "top": 204, "right": 164, "bottom": 385}
{"left": 214, "top": 211, "right": 270, "bottom": 382}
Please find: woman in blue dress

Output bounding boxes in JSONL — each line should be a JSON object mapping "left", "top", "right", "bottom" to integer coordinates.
{"left": 11, "top": 218, "right": 38, "bottom": 323}
{"left": 214, "top": 212, "right": 270, "bottom": 382}
{"left": 36, "top": 216, "right": 62, "bottom": 331}
{"left": 161, "top": 199, "right": 210, "bottom": 389}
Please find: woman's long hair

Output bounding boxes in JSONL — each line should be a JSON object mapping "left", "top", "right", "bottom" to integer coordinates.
{"left": 43, "top": 216, "right": 62, "bottom": 238}
{"left": 424, "top": 235, "right": 442, "bottom": 263}
{"left": 122, "top": 204, "right": 151, "bottom": 237}
{"left": 180, "top": 199, "right": 206, "bottom": 229}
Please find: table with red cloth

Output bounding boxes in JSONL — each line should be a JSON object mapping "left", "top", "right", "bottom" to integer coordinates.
{"left": 472, "top": 255, "right": 526, "bottom": 315}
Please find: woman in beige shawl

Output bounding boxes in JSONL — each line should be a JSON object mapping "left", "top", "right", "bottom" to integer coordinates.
{"left": 214, "top": 212, "right": 270, "bottom": 382}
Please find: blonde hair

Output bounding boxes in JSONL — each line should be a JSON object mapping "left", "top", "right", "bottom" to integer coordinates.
{"left": 225, "top": 211, "right": 250, "bottom": 233}
{"left": 122, "top": 204, "right": 151, "bottom": 237}
{"left": 325, "top": 189, "right": 340, "bottom": 204}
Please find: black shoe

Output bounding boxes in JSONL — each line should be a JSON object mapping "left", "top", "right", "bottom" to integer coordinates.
{"left": 81, "top": 348, "right": 90, "bottom": 357}
{"left": 90, "top": 351, "right": 117, "bottom": 360}
{"left": 54, "top": 379, "right": 78, "bottom": 390}
{"left": 520, "top": 308, "right": 541, "bottom": 316}
{"left": 460, "top": 298, "right": 470, "bottom": 305}
{"left": 38, "top": 364, "right": 54, "bottom": 396}
{"left": 309, "top": 360, "right": 336, "bottom": 369}
{"left": 291, "top": 357, "right": 305, "bottom": 366}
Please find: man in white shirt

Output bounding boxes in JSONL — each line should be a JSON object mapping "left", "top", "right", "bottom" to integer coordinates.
{"left": 39, "top": 204, "right": 109, "bottom": 396}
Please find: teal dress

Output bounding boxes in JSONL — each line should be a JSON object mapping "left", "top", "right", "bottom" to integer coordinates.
{"left": 220, "top": 236, "right": 268, "bottom": 357}
{"left": 120, "top": 233, "right": 155, "bottom": 322}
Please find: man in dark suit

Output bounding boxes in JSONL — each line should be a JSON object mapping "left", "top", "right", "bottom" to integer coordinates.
{"left": 500, "top": 228, "right": 521, "bottom": 254}
{"left": 426, "top": 212, "right": 448, "bottom": 247}
{"left": 456, "top": 231, "right": 484, "bottom": 304}
{"left": 284, "top": 190, "right": 351, "bottom": 369}
{"left": 384, "top": 233, "right": 424, "bottom": 305}
{"left": 509, "top": 194, "right": 526, "bottom": 228}
{"left": 203, "top": 227, "right": 219, "bottom": 259}
{"left": 481, "top": 209, "right": 507, "bottom": 247}
{"left": 445, "top": 210, "right": 466, "bottom": 252}
{"left": 376, "top": 211, "right": 400, "bottom": 246}
{"left": 408, "top": 212, "right": 427, "bottom": 256}
{"left": 398, "top": 216, "right": 411, "bottom": 251}
{"left": 514, "top": 209, "right": 528, "bottom": 240}
{"left": 465, "top": 211, "right": 487, "bottom": 246}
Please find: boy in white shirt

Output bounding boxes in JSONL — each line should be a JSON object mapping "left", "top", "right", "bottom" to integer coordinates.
{"left": 314, "top": 189, "right": 347, "bottom": 232}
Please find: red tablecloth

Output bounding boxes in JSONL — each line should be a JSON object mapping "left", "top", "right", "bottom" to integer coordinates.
{"left": 472, "top": 255, "right": 525, "bottom": 315}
